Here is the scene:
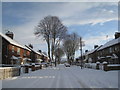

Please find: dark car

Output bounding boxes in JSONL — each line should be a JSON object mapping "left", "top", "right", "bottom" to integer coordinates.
{"left": 64, "top": 63, "right": 70, "bottom": 67}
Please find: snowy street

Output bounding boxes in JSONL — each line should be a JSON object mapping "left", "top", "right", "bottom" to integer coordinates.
{"left": 2, "top": 64, "right": 118, "bottom": 88}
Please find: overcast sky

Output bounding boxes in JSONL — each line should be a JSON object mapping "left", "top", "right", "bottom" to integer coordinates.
{"left": 2, "top": 2, "right": 118, "bottom": 58}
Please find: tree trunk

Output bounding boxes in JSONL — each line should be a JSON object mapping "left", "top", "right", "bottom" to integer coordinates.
{"left": 51, "top": 37, "right": 56, "bottom": 67}
{"left": 46, "top": 36, "right": 51, "bottom": 60}
{"left": 67, "top": 55, "right": 70, "bottom": 64}
{"left": 51, "top": 40, "right": 54, "bottom": 62}
{"left": 55, "top": 56, "right": 57, "bottom": 67}
{"left": 47, "top": 40, "right": 51, "bottom": 60}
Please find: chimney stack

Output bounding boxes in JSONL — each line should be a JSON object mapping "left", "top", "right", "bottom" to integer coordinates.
{"left": 85, "top": 50, "right": 88, "bottom": 53}
{"left": 94, "top": 45, "right": 98, "bottom": 49}
{"left": 115, "top": 32, "right": 120, "bottom": 39}
{"left": 5, "top": 31, "right": 14, "bottom": 39}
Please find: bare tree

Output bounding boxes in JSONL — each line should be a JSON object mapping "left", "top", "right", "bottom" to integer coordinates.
{"left": 34, "top": 15, "right": 67, "bottom": 67}
{"left": 63, "top": 38, "right": 73, "bottom": 64}
{"left": 63, "top": 33, "right": 79, "bottom": 64}
{"left": 34, "top": 16, "right": 52, "bottom": 60}
{"left": 49, "top": 16, "right": 67, "bottom": 63}
{"left": 54, "top": 47, "right": 64, "bottom": 64}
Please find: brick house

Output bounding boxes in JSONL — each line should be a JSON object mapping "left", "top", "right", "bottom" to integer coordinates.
{"left": 41, "top": 53, "right": 49, "bottom": 63}
{"left": 25, "top": 45, "right": 48, "bottom": 63}
{"left": 97, "top": 32, "right": 120, "bottom": 64}
{"left": 0, "top": 31, "right": 31, "bottom": 65}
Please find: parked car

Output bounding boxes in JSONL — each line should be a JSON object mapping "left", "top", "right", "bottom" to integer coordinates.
{"left": 64, "top": 63, "right": 70, "bottom": 67}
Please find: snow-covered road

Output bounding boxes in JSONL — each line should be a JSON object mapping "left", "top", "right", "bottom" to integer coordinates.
{"left": 2, "top": 64, "right": 118, "bottom": 88}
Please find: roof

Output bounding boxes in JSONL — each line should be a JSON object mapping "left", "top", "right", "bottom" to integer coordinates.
{"left": 98, "top": 37, "right": 120, "bottom": 51}
{"left": 25, "top": 45, "right": 43, "bottom": 56}
{"left": 0, "top": 32, "right": 31, "bottom": 51}
{"left": 86, "top": 45, "right": 102, "bottom": 55}
{"left": 41, "top": 53, "right": 48, "bottom": 57}
{"left": 35, "top": 51, "right": 42, "bottom": 56}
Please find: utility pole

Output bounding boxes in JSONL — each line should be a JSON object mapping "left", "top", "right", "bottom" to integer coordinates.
{"left": 79, "top": 37, "right": 83, "bottom": 69}
{"left": 58, "top": 39, "right": 60, "bottom": 64}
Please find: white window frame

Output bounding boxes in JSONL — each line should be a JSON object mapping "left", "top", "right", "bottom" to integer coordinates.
{"left": 17, "top": 48, "right": 20, "bottom": 55}
{"left": 12, "top": 46, "right": 14, "bottom": 53}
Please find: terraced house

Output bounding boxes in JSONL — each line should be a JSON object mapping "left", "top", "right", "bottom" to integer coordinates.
{"left": 97, "top": 32, "right": 120, "bottom": 64}
{"left": 0, "top": 31, "right": 50, "bottom": 66}
{"left": 0, "top": 31, "right": 31, "bottom": 65}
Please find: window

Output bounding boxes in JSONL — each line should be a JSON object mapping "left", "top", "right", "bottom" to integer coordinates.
{"left": 109, "top": 47, "right": 112, "bottom": 53}
{"left": 17, "top": 48, "right": 20, "bottom": 55}
{"left": 24, "top": 50, "right": 27, "bottom": 56}
{"left": 115, "top": 46, "right": 118, "bottom": 51}
{"left": 12, "top": 46, "right": 14, "bottom": 52}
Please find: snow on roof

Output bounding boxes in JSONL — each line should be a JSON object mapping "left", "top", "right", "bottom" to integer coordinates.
{"left": 25, "top": 46, "right": 43, "bottom": 56}
{"left": 41, "top": 53, "right": 48, "bottom": 57}
{"left": 112, "top": 53, "right": 118, "bottom": 59}
{"left": 0, "top": 32, "right": 31, "bottom": 51}
{"left": 98, "top": 37, "right": 120, "bottom": 51}
{"left": 36, "top": 59, "right": 43, "bottom": 61}
{"left": 86, "top": 46, "right": 102, "bottom": 55}
{"left": 25, "top": 45, "right": 48, "bottom": 57}
{"left": 35, "top": 51, "right": 42, "bottom": 56}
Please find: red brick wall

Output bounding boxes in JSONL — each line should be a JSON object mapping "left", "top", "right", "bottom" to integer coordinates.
{"left": 7, "top": 44, "right": 31, "bottom": 64}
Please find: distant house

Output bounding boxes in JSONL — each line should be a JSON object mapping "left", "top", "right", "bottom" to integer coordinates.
{"left": 25, "top": 45, "right": 50, "bottom": 63}
{"left": 97, "top": 32, "right": 120, "bottom": 64}
{"left": 0, "top": 31, "right": 31, "bottom": 65}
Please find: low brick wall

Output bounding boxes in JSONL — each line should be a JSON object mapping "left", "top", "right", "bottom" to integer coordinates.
{"left": 84, "top": 63, "right": 120, "bottom": 71}
{"left": 108, "top": 66, "right": 120, "bottom": 70}
{"left": 106, "top": 65, "right": 120, "bottom": 71}
{"left": 0, "top": 67, "right": 20, "bottom": 80}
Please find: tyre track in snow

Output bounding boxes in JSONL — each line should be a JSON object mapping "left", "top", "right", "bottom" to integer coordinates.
{"left": 50, "top": 66, "right": 70, "bottom": 88}
{"left": 66, "top": 66, "right": 89, "bottom": 88}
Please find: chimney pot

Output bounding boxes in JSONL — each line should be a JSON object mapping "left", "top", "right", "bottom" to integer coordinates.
{"left": 94, "top": 45, "right": 98, "bottom": 49}
{"left": 115, "top": 32, "right": 120, "bottom": 39}
{"left": 5, "top": 31, "right": 14, "bottom": 39}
